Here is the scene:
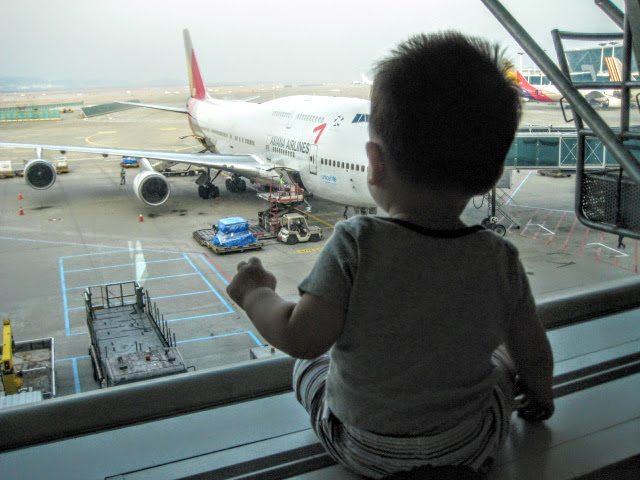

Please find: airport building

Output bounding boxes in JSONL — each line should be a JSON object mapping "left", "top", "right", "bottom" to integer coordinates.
{"left": 521, "top": 43, "right": 639, "bottom": 85}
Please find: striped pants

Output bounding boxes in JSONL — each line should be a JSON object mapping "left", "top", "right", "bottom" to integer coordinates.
{"left": 292, "top": 347, "right": 516, "bottom": 479}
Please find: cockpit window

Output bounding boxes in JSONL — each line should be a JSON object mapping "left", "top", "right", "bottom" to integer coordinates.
{"left": 352, "top": 113, "right": 370, "bottom": 123}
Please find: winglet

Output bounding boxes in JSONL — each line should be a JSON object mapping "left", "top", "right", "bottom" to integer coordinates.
{"left": 183, "top": 29, "right": 207, "bottom": 100}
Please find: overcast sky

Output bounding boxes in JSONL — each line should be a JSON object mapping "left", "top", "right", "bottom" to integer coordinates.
{"left": 0, "top": 0, "right": 625, "bottom": 86}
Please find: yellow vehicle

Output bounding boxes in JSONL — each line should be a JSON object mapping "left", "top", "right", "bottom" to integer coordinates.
{"left": 2, "top": 319, "right": 22, "bottom": 394}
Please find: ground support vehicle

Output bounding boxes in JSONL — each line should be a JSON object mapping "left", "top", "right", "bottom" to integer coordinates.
{"left": 11, "top": 157, "right": 68, "bottom": 177}
{"left": 120, "top": 156, "right": 139, "bottom": 168}
{"left": 84, "top": 281, "right": 187, "bottom": 388}
{"left": 207, "top": 241, "right": 264, "bottom": 255}
{"left": 1, "top": 319, "right": 55, "bottom": 408}
{"left": 53, "top": 156, "right": 68, "bottom": 174}
{"left": 0, "top": 161, "right": 15, "bottom": 178}
{"left": 193, "top": 223, "right": 277, "bottom": 247}
{"left": 161, "top": 167, "right": 203, "bottom": 177}
{"left": 277, "top": 212, "right": 323, "bottom": 245}
{"left": 201, "top": 217, "right": 264, "bottom": 255}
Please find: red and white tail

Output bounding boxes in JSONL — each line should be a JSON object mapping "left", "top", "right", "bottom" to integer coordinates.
{"left": 516, "top": 71, "right": 536, "bottom": 94}
{"left": 183, "top": 29, "right": 207, "bottom": 100}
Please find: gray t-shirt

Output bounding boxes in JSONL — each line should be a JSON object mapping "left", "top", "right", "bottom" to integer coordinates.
{"left": 298, "top": 215, "right": 536, "bottom": 435}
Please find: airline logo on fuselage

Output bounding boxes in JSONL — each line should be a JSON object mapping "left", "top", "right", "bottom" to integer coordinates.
{"left": 321, "top": 174, "right": 337, "bottom": 184}
{"left": 270, "top": 136, "right": 310, "bottom": 154}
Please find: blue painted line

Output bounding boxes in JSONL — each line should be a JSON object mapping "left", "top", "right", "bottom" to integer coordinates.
{"left": 245, "top": 330, "right": 263, "bottom": 347}
{"left": 195, "top": 252, "right": 231, "bottom": 286}
{"left": 0, "top": 237, "right": 129, "bottom": 249}
{"left": 162, "top": 311, "right": 232, "bottom": 323}
{"left": 59, "top": 256, "right": 73, "bottom": 336}
{"left": 505, "top": 170, "right": 533, "bottom": 205}
{"left": 55, "top": 355, "right": 90, "bottom": 363}
{"left": 64, "top": 257, "right": 185, "bottom": 273}
{"left": 176, "top": 331, "right": 263, "bottom": 347}
{"left": 60, "top": 250, "right": 133, "bottom": 260}
{"left": 152, "top": 290, "right": 213, "bottom": 301}
{"left": 182, "top": 253, "right": 233, "bottom": 312}
{"left": 72, "top": 358, "right": 81, "bottom": 394}
{"left": 65, "top": 272, "right": 199, "bottom": 291}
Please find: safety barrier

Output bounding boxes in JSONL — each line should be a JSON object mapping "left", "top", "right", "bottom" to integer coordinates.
{"left": 0, "top": 109, "right": 61, "bottom": 122}
{"left": 80, "top": 100, "right": 140, "bottom": 118}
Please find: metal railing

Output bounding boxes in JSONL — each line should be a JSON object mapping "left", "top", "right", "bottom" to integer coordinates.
{"left": 481, "top": 0, "right": 640, "bottom": 241}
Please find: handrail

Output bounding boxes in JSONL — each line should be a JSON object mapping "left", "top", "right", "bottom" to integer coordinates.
{"left": 2, "top": 277, "right": 640, "bottom": 452}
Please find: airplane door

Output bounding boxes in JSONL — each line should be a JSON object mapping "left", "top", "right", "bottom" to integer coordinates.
{"left": 266, "top": 135, "right": 273, "bottom": 161}
{"left": 309, "top": 144, "right": 318, "bottom": 175}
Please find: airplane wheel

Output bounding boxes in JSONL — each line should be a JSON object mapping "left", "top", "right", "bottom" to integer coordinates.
{"left": 238, "top": 179, "right": 247, "bottom": 192}
{"left": 198, "top": 185, "right": 211, "bottom": 199}
{"left": 209, "top": 185, "right": 220, "bottom": 198}
{"left": 286, "top": 235, "right": 299, "bottom": 245}
{"left": 226, "top": 178, "right": 237, "bottom": 192}
{"left": 492, "top": 224, "right": 507, "bottom": 237}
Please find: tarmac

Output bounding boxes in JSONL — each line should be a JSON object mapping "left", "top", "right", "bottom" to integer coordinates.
{"left": 1, "top": 85, "right": 638, "bottom": 397}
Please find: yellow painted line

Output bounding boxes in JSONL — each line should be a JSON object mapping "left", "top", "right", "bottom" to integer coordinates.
{"left": 297, "top": 247, "right": 323, "bottom": 253}
{"left": 85, "top": 131, "right": 117, "bottom": 146}
{"left": 294, "top": 208, "right": 335, "bottom": 229}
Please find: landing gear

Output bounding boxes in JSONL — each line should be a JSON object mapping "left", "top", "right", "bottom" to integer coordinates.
{"left": 225, "top": 174, "right": 247, "bottom": 193}
{"left": 481, "top": 217, "right": 507, "bottom": 237}
{"left": 198, "top": 183, "right": 220, "bottom": 199}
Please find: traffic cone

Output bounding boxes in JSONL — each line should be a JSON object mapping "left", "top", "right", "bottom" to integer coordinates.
{"left": 18, "top": 192, "right": 23, "bottom": 200}
{"left": 19, "top": 207, "right": 24, "bottom": 216}
{"left": 138, "top": 213, "right": 144, "bottom": 222}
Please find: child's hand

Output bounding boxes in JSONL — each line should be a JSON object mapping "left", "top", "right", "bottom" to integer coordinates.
{"left": 515, "top": 378, "right": 554, "bottom": 422}
{"left": 226, "top": 257, "right": 277, "bottom": 309}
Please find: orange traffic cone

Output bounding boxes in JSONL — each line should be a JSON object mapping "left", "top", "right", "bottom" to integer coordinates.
{"left": 138, "top": 213, "right": 144, "bottom": 222}
{"left": 19, "top": 207, "right": 24, "bottom": 216}
{"left": 18, "top": 192, "right": 23, "bottom": 200}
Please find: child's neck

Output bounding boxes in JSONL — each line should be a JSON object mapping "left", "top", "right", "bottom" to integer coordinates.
{"left": 384, "top": 189, "right": 470, "bottom": 231}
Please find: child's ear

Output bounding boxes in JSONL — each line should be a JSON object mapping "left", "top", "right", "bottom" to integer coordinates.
{"left": 365, "top": 141, "right": 385, "bottom": 185}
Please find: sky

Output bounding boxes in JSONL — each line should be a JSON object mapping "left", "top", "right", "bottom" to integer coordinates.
{"left": 0, "top": 0, "right": 625, "bottom": 87}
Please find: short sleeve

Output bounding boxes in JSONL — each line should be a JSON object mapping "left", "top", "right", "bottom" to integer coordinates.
{"left": 298, "top": 222, "right": 358, "bottom": 311}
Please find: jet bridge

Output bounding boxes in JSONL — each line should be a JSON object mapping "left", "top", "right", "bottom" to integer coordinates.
{"left": 482, "top": 0, "right": 640, "bottom": 243}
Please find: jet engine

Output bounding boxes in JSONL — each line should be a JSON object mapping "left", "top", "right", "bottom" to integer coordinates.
{"left": 133, "top": 169, "right": 171, "bottom": 206}
{"left": 24, "top": 159, "right": 57, "bottom": 190}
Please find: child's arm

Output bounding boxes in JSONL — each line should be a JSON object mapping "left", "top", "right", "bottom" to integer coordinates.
{"left": 505, "top": 310, "right": 555, "bottom": 421}
{"left": 226, "top": 257, "right": 345, "bottom": 359}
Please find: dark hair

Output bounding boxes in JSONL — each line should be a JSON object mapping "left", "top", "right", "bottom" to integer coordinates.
{"left": 370, "top": 31, "right": 522, "bottom": 195}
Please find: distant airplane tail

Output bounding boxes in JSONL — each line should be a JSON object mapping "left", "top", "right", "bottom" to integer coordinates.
{"left": 183, "top": 29, "right": 207, "bottom": 100}
{"left": 604, "top": 56, "right": 623, "bottom": 83}
{"left": 516, "top": 71, "right": 537, "bottom": 95}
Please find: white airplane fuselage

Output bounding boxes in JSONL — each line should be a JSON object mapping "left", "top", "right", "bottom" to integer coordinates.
{"left": 188, "top": 94, "right": 376, "bottom": 208}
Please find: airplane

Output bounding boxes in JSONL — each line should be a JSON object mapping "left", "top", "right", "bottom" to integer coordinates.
{"left": 517, "top": 63, "right": 622, "bottom": 108}
{"left": 0, "top": 29, "right": 377, "bottom": 212}
{"left": 516, "top": 71, "right": 563, "bottom": 102}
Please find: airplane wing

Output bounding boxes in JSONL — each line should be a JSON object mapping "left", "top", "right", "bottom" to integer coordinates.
{"left": 115, "top": 96, "right": 259, "bottom": 113}
{"left": 0, "top": 141, "right": 281, "bottom": 205}
{"left": 115, "top": 101, "right": 188, "bottom": 113}
{"left": 0, "top": 142, "right": 275, "bottom": 174}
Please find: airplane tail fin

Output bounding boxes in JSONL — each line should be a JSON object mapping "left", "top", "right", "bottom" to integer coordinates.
{"left": 604, "top": 57, "right": 623, "bottom": 83}
{"left": 516, "top": 71, "right": 536, "bottom": 94}
{"left": 183, "top": 29, "right": 207, "bottom": 100}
